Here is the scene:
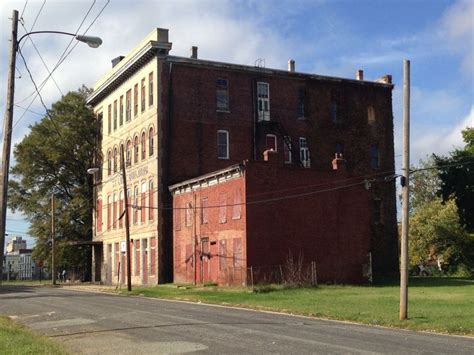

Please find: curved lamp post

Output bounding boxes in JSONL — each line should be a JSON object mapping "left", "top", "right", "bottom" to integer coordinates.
{"left": 0, "top": 9, "right": 102, "bottom": 285}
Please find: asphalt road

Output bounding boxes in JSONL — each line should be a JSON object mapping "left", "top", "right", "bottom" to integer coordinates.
{"left": 0, "top": 285, "right": 473, "bottom": 354}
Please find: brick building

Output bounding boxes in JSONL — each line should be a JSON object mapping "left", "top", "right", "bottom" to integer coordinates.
{"left": 171, "top": 157, "right": 379, "bottom": 285}
{"left": 87, "top": 28, "right": 398, "bottom": 285}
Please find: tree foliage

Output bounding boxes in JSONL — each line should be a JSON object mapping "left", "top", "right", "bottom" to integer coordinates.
{"left": 409, "top": 198, "right": 473, "bottom": 273}
{"left": 409, "top": 156, "right": 441, "bottom": 211}
{"left": 434, "top": 127, "right": 474, "bottom": 232}
{"left": 8, "top": 87, "right": 96, "bottom": 273}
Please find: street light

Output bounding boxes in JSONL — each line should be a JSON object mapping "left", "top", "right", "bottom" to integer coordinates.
{"left": 0, "top": 9, "right": 103, "bottom": 285}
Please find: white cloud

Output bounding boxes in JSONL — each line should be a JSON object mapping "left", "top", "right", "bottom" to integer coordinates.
{"left": 439, "top": 0, "right": 474, "bottom": 77}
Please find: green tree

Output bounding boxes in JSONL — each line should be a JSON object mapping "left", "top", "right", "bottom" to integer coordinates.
{"left": 8, "top": 87, "right": 96, "bottom": 277}
{"left": 409, "top": 197, "right": 473, "bottom": 274}
{"left": 434, "top": 127, "right": 474, "bottom": 232}
{"left": 409, "top": 156, "right": 441, "bottom": 211}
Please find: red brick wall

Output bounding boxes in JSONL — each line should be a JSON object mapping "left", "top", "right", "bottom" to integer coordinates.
{"left": 173, "top": 176, "right": 247, "bottom": 285}
{"left": 161, "top": 60, "right": 398, "bottom": 282}
{"left": 244, "top": 161, "right": 372, "bottom": 284}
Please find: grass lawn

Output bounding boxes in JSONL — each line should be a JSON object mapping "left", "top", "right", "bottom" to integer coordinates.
{"left": 124, "top": 277, "right": 474, "bottom": 336}
{"left": 0, "top": 316, "right": 67, "bottom": 354}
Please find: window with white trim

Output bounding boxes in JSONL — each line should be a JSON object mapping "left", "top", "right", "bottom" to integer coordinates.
{"left": 265, "top": 134, "right": 277, "bottom": 152}
{"left": 299, "top": 137, "right": 310, "bottom": 168}
{"left": 257, "top": 82, "right": 270, "bottom": 121}
{"left": 216, "top": 79, "right": 229, "bottom": 111}
{"left": 217, "top": 130, "right": 229, "bottom": 159}
{"left": 284, "top": 136, "right": 292, "bottom": 164}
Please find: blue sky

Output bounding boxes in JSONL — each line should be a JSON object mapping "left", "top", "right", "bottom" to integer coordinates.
{"left": 1, "top": 0, "right": 473, "bottom": 248}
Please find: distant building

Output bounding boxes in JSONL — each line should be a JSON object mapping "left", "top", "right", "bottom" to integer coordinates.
{"left": 88, "top": 28, "right": 398, "bottom": 285}
{"left": 6, "top": 235, "right": 27, "bottom": 254}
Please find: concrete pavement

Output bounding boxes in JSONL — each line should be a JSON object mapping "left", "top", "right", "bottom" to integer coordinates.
{"left": 0, "top": 284, "right": 473, "bottom": 354}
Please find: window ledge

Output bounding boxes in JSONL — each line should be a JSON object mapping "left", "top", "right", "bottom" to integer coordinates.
{"left": 297, "top": 116, "right": 307, "bottom": 121}
{"left": 216, "top": 110, "right": 231, "bottom": 113}
{"left": 218, "top": 157, "right": 229, "bottom": 160}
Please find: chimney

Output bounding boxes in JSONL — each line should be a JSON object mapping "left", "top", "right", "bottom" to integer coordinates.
{"left": 263, "top": 149, "right": 278, "bottom": 162}
{"left": 356, "top": 69, "right": 364, "bottom": 80}
{"left": 332, "top": 153, "right": 346, "bottom": 171}
{"left": 375, "top": 74, "right": 392, "bottom": 84}
{"left": 156, "top": 28, "right": 169, "bottom": 43}
{"left": 190, "top": 46, "right": 198, "bottom": 59}
{"left": 111, "top": 55, "right": 125, "bottom": 68}
{"left": 288, "top": 59, "right": 295, "bottom": 72}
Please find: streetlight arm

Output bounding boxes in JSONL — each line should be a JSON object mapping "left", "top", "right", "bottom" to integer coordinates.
{"left": 17, "top": 31, "right": 102, "bottom": 49}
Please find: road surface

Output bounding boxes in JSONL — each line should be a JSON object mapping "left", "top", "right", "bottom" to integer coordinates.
{"left": 0, "top": 284, "right": 472, "bottom": 354}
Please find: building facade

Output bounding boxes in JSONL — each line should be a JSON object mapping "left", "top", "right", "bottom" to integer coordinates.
{"left": 88, "top": 28, "right": 398, "bottom": 285}
{"left": 171, "top": 158, "right": 377, "bottom": 285}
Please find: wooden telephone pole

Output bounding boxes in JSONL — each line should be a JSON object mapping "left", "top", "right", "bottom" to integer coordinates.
{"left": 400, "top": 59, "right": 410, "bottom": 320}
{"left": 120, "top": 146, "right": 132, "bottom": 291}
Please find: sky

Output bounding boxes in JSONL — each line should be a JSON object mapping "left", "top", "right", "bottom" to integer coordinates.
{"left": 1, "top": 0, "right": 473, "bottom": 248}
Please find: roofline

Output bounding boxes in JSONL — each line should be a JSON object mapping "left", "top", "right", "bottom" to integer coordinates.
{"left": 165, "top": 55, "right": 394, "bottom": 88}
{"left": 169, "top": 163, "right": 244, "bottom": 193}
{"left": 87, "top": 48, "right": 393, "bottom": 107}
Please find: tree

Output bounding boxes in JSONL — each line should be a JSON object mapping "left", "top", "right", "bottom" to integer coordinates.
{"left": 434, "top": 127, "right": 474, "bottom": 232}
{"left": 409, "top": 156, "right": 441, "bottom": 212}
{"left": 8, "top": 87, "right": 97, "bottom": 277}
{"left": 409, "top": 198, "right": 473, "bottom": 274}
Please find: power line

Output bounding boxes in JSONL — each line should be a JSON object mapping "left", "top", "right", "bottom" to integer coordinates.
{"left": 19, "top": 0, "right": 29, "bottom": 19}
{"left": 410, "top": 159, "right": 474, "bottom": 174}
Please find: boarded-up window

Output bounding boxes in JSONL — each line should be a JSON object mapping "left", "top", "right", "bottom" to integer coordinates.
{"left": 201, "top": 197, "right": 208, "bottom": 224}
{"left": 150, "top": 237, "right": 156, "bottom": 275}
{"left": 233, "top": 238, "right": 243, "bottom": 268}
{"left": 219, "top": 193, "right": 227, "bottom": 223}
{"left": 185, "top": 202, "right": 193, "bottom": 227}
{"left": 219, "top": 240, "right": 227, "bottom": 271}
{"left": 135, "top": 240, "right": 140, "bottom": 276}
{"left": 232, "top": 189, "right": 241, "bottom": 219}
{"left": 186, "top": 244, "right": 193, "bottom": 274}
{"left": 114, "top": 242, "right": 120, "bottom": 276}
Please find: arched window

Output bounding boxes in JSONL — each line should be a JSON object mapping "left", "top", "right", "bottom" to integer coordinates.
{"left": 149, "top": 127, "right": 154, "bottom": 157}
{"left": 120, "top": 144, "right": 124, "bottom": 171}
{"left": 107, "top": 150, "right": 112, "bottom": 176}
{"left": 134, "top": 136, "right": 139, "bottom": 163}
{"left": 141, "top": 132, "right": 146, "bottom": 160}
{"left": 113, "top": 148, "right": 117, "bottom": 173}
{"left": 148, "top": 180, "right": 154, "bottom": 221}
{"left": 126, "top": 140, "right": 132, "bottom": 166}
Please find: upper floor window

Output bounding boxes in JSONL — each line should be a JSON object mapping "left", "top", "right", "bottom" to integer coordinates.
{"left": 297, "top": 88, "right": 305, "bottom": 118}
{"left": 126, "top": 89, "right": 131, "bottom": 122}
{"left": 149, "top": 127, "right": 154, "bottom": 156}
{"left": 107, "top": 104, "right": 112, "bottom": 134}
{"left": 370, "top": 144, "right": 380, "bottom": 169}
{"left": 134, "top": 136, "right": 139, "bottom": 163}
{"left": 141, "top": 132, "right": 146, "bottom": 160}
{"left": 134, "top": 84, "right": 138, "bottom": 117}
{"left": 232, "top": 189, "right": 241, "bottom": 220}
{"left": 126, "top": 140, "right": 132, "bottom": 166}
{"left": 368, "top": 106, "right": 375, "bottom": 125}
{"left": 185, "top": 202, "right": 193, "bottom": 227}
{"left": 217, "top": 130, "right": 229, "bottom": 159}
{"left": 331, "top": 101, "right": 338, "bottom": 123}
{"left": 113, "top": 147, "right": 118, "bottom": 173}
{"left": 299, "top": 137, "right": 310, "bottom": 168}
{"left": 119, "top": 95, "right": 124, "bottom": 126}
{"left": 284, "top": 136, "right": 292, "bottom": 164}
{"left": 113, "top": 100, "right": 117, "bottom": 130}
{"left": 148, "top": 72, "right": 154, "bottom": 106}
{"left": 216, "top": 78, "right": 229, "bottom": 111}
{"left": 336, "top": 143, "right": 344, "bottom": 155}
{"left": 201, "top": 197, "right": 208, "bottom": 224}
{"left": 141, "top": 78, "right": 146, "bottom": 112}
{"left": 257, "top": 82, "right": 270, "bottom": 121}
{"left": 266, "top": 134, "right": 277, "bottom": 152}
{"left": 219, "top": 193, "right": 227, "bottom": 224}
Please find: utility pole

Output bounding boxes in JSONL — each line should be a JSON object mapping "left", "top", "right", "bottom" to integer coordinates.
{"left": 120, "top": 146, "right": 132, "bottom": 291}
{"left": 400, "top": 59, "right": 410, "bottom": 320}
{"left": 51, "top": 193, "right": 56, "bottom": 285}
{"left": 0, "top": 10, "right": 18, "bottom": 285}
